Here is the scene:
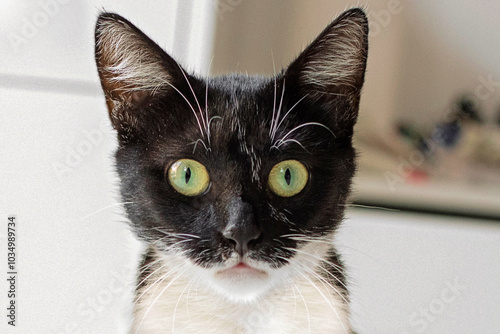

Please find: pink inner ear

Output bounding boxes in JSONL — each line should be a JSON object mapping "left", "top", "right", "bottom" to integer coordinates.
{"left": 95, "top": 14, "right": 172, "bottom": 106}
{"left": 284, "top": 8, "right": 368, "bottom": 98}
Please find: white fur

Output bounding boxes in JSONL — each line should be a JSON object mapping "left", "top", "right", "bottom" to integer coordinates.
{"left": 96, "top": 18, "right": 171, "bottom": 93}
{"left": 233, "top": 99, "right": 262, "bottom": 184}
{"left": 132, "top": 240, "right": 350, "bottom": 334}
{"left": 301, "top": 14, "right": 366, "bottom": 91}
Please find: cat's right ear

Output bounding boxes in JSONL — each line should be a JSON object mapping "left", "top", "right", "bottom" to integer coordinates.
{"left": 283, "top": 8, "right": 368, "bottom": 133}
{"left": 95, "top": 13, "right": 182, "bottom": 137}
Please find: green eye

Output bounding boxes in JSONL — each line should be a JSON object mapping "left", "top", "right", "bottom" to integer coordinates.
{"left": 167, "top": 159, "right": 210, "bottom": 196}
{"left": 268, "top": 160, "right": 308, "bottom": 197}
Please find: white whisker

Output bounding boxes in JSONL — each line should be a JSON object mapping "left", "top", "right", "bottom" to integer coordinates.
{"left": 289, "top": 279, "right": 311, "bottom": 334}
{"left": 205, "top": 80, "right": 210, "bottom": 145}
{"left": 272, "top": 138, "right": 310, "bottom": 153}
{"left": 135, "top": 266, "right": 189, "bottom": 333}
{"left": 270, "top": 76, "right": 277, "bottom": 137}
{"left": 172, "top": 272, "right": 198, "bottom": 333}
{"left": 284, "top": 247, "right": 345, "bottom": 273}
{"left": 273, "top": 95, "right": 307, "bottom": 139}
{"left": 135, "top": 262, "right": 170, "bottom": 292}
{"left": 165, "top": 81, "right": 205, "bottom": 141}
{"left": 137, "top": 258, "right": 163, "bottom": 276}
{"left": 270, "top": 79, "right": 286, "bottom": 141}
{"left": 274, "top": 122, "right": 336, "bottom": 149}
{"left": 178, "top": 64, "right": 207, "bottom": 133}
{"left": 291, "top": 263, "right": 348, "bottom": 334}
{"left": 189, "top": 138, "right": 210, "bottom": 154}
{"left": 78, "top": 201, "right": 133, "bottom": 221}
{"left": 293, "top": 254, "right": 349, "bottom": 295}
{"left": 134, "top": 263, "right": 174, "bottom": 305}
{"left": 152, "top": 228, "right": 201, "bottom": 240}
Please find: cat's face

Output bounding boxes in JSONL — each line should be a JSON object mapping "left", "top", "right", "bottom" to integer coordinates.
{"left": 95, "top": 10, "right": 368, "bottom": 301}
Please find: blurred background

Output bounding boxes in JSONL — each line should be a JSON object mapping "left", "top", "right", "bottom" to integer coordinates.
{"left": 0, "top": 0, "right": 499, "bottom": 333}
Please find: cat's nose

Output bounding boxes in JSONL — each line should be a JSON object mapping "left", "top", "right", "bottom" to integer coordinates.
{"left": 223, "top": 198, "right": 262, "bottom": 257}
{"left": 223, "top": 223, "right": 261, "bottom": 257}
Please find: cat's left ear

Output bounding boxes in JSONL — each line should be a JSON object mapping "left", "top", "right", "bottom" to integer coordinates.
{"left": 284, "top": 8, "right": 368, "bottom": 118}
{"left": 94, "top": 12, "right": 186, "bottom": 136}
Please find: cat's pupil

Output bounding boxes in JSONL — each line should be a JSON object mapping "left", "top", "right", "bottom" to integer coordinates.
{"left": 285, "top": 168, "right": 291, "bottom": 185}
{"left": 185, "top": 167, "right": 191, "bottom": 184}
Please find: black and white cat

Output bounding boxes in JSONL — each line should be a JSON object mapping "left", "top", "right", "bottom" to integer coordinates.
{"left": 95, "top": 8, "right": 368, "bottom": 333}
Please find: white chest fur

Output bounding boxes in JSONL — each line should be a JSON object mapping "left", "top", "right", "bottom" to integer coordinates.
{"left": 132, "top": 260, "right": 350, "bottom": 334}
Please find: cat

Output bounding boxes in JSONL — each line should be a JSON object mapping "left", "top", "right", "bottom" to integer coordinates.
{"left": 95, "top": 7, "right": 368, "bottom": 334}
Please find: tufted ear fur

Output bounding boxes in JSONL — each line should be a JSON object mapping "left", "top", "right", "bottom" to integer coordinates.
{"left": 95, "top": 13, "right": 189, "bottom": 139}
{"left": 284, "top": 8, "right": 368, "bottom": 126}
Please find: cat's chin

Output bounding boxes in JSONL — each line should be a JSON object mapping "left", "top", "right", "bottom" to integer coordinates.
{"left": 201, "top": 260, "right": 282, "bottom": 302}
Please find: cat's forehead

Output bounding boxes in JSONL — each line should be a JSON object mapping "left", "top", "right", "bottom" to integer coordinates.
{"left": 163, "top": 73, "right": 326, "bottom": 164}
{"left": 208, "top": 74, "right": 270, "bottom": 96}
{"left": 203, "top": 75, "right": 275, "bottom": 145}
{"left": 147, "top": 76, "right": 269, "bottom": 164}
{"left": 150, "top": 75, "right": 281, "bottom": 185}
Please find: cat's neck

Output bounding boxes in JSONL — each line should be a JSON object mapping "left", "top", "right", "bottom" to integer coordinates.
{"left": 132, "top": 246, "right": 351, "bottom": 334}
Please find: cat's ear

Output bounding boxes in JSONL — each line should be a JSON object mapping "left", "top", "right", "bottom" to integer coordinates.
{"left": 284, "top": 8, "right": 368, "bottom": 112}
{"left": 95, "top": 13, "right": 183, "bottom": 133}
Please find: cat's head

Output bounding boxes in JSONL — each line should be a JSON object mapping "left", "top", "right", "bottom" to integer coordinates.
{"left": 95, "top": 9, "right": 368, "bottom": 301}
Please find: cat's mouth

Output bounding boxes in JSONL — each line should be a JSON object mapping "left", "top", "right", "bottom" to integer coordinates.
{"left": 215, "top": 261, "right": 268, "bottom": 279}
{"left": 201, "top": 260, "right": 274, "bottom": 301}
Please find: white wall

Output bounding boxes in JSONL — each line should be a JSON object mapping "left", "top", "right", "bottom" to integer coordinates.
{"left": 0, "top": 0, "right": 216, "bottom": 82}
{"left": 396, "top": 0, "right": 500, "bottom": 126}
{"left": 0, "top": 1, "right": 217, "bottom": 332}
{"left": 339, "top": 209, "right": 500, "bottom": 334}
{"left": 211, "top": 0, "right": 406, "bottom": 134}
{"left": 211, "top": 0, "right": 500, "bottom": 131}
{"left": 1, "top": 88, "right": 138, "bottom": 333}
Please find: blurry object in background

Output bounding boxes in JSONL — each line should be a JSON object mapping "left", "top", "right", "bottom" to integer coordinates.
{"left": 359, "top": 94, "right": 500, "bottom": 186}
{"left": 426, "top": 95, "right": 500, "bottom": 183}
{"left": 364, "top": 95, "right": 500, "bottom": 185}
{"left": 354, "top": 94, "right": 500, "bottom": 218}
